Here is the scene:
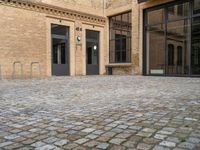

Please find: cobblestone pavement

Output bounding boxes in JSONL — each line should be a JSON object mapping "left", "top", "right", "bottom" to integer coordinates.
{"left": 0, "top": 76, "right": 200, "bottom": 150}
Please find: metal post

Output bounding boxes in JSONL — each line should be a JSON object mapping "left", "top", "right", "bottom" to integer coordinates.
{"left": 30, "top": 62, "right": 41, "bottom": 78}
{"left": 12, "top": 61, "right": 23, "bottom": 79}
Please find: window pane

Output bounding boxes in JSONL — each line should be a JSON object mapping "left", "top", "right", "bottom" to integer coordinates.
{"left": 192, "top": 17, "right": 200, "bottom": 74}
{"left": 168, "top": 44, "right": 174, "bottom": 66}
{"left": 167, "top": 19, "right": 190, "bottom": 75}
{"left": 167, "top": 2, "right": 189, "bottom": 21}
{"left": 146, "top": 24, "right": 165, "bottom": 75}
{"left": 177, "top": 46, "right": 183, "bottom": 66}
{"left": 109, "top": 11, "right": 132, "bottom": 63}
{"left": 147, "top": 8, "right": 164, "bottom": 25}
{"left": 193, "top": 0, "right": 200, "bottom": 14}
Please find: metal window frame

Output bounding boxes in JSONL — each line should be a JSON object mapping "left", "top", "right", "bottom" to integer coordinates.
{"left": 109, "top": 11, "right": 132, "bottom": 63}
{"left": 143, "top": 0, "right": 200, "bottom": 77}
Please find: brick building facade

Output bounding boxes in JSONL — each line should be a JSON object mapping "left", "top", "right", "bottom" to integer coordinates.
{"left": 0, "top": 0, "right": 199, "bottom": 79}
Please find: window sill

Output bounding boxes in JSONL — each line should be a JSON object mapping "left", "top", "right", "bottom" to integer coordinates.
{"left": 106, "top": 63, "right": 132, "bottom": 67}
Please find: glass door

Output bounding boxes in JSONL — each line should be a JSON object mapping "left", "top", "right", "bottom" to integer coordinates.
{"left": 86, "top": 30, "right": 99, "bottom": 75}
{"left": 51, "top": 24, "right": 69, "bottom": 76}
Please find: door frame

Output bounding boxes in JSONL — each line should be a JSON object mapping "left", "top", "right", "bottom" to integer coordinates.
{"left": 46, "top": 18, "right": 75, "bottom": 76}
{"left": 82, "top": 24, "right": 105, "bottom": 75}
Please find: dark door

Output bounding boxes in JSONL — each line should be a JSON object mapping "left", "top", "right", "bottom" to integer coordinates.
{"left": 51, "top": 24, "right": 69, "bottom": 76}
{"left": 86, "top": 30, "right": 99, "bottom": 75}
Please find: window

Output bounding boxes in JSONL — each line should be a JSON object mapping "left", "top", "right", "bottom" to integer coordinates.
{"left": 177, "top": 5, "right": 183, "bottom": 16}
{"left": 144, "top": 1, "right": 193, "bottom": 76}
{"left": 109, "top": 11, "right": 132, "bottom": 63}
{"left": 167, "top": 2, "right": 189, "bottom": 21}
{"left": 177, "top": 46, "right": 183, "bottom": 66}
{"left": 193, "top": 0, "right": 200, "bottom": 14}
{"left": 168, "top": 44, "right": 174, "bottom": 66}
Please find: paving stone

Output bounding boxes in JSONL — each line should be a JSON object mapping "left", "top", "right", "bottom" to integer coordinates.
{"left": 43, "top": 137, "right": 59, "bottom": 144}
{"left": 31, "top": 141, "right": 46, "bottom": 147}
{"left": 117, "top": 125, "right": 128, "bottom": 129}
{"left": 157, "top": 130, "right": 173, "bottom": 135}
{"left": 102, "top": 132, "right": 116, "bottom": 137}
{"left": 129, "top": 126, "right": 142, "bottom": 130}
{"left": 137, "top": 143, "right": 152, "bottom": 150}
{"left": 85, "top": 134, "right": 98, "bottom": 139}
{"left": 109, "top": 138, "right": 126, "bottom": 145}
{"left": 187, "top": 137, "right": 200, "bottom": 144}
{"left": 97, "top": 136, "right": 111, "bottom": 142}
{"left": 92, "top": 130, "right": 104, "bottom": 135}
{"left": 35, "top": 144, "right": 56, "bottom": 150}
{"left": 116, "top": 133, "right": 131, "bottom": 139}
{"left": 96, "top": 142, "right": 109, "bottom": 149}
{"left": 154, "top": 134, "right": 167, "bottom": 140}
{"left": 178, "top": 142, "right": 195, "bottom": 149}
{"left": 159, "top": 141, "right": 176, "bottom": 148}
{"left": 3, "top": 143, "right": 24, "bottom": 149}
{"left": 83, "top": 140, "right": 99, "bottom": 147}
{"left": 143, "top": 138, "right": 160, "bottom": 145}
{"left": 0, "top": 141, "right": 13, "bottom": 148}
{"left": 136, "top": 132, "right": 152, "bottom": 138}
{"left": 74, "top": 138, "right": 89, "bottom": 144}
{"left": 123, "top": 141, "right": 136, "bottom": 148}
{"left": 22, "top": 139, "right": 36, "bottom": 145}
{"left": 63, "top": 143, "right": 78, "bottom": 149}
{"left": 4, "top": 134, "right": 20, "bottom": 140}
{"left": 81, "top": 128, "right": 95, "bottom": 133}
{"left": 109, "top": 145, "right": 126, "bottom": 150}
{"left": 54, "top": 139, "right": 69, "bottom": 146}
{"left": 142, "top": 128, "right": 156, "bottom": 133}
{"left": 153, "top": 145, "right": 170, "bottom": 150}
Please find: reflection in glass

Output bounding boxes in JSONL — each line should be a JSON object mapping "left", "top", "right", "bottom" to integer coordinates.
{"left": 166, "top": 19, "right": 190, "bottom": 75}
{"left": 147, "top": 8, "right": 164, "bottom": 25}
{"left": 192, "top": 17, "right": 200, "bottom": 74}
{"left": 146, "top": 24, "right": 165, "bottom": 75}
{"left": 167, "top": 2, "right": 189, "bottom": 21}
{"left": 193, "top": 0, "right": 200, "bottom": 14}
{"left": 168, "top": 44, "right": 174, "bottom": 66}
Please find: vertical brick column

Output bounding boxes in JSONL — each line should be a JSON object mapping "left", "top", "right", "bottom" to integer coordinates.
{"left": 75, "top": 20, "right": 83, "bottom": 75}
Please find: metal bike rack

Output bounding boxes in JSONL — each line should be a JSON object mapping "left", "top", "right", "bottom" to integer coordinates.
{"left": 12, "top": 61, "right": 23, "bottom": 79}
{"left": 30, "top": 62, "right": 41, "bottom": 78}
{"left": 0, "top": 64, "right": 2, "bottom": 80}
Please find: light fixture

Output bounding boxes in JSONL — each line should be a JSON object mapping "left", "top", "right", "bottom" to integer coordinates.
{"left": 93, "top": 45, "right": 97, "bottom": 50}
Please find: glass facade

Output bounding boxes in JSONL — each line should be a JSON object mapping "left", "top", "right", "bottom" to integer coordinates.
{"left": 109, "top": 11, "right": 132, "bottom": 63}
{"left": 144, "top": 0, "right": 200, "bottom": 76}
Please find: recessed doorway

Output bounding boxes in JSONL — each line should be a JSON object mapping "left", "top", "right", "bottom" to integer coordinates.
{"left": 51, "top": 24, "right": 69, "bottom": 76}
{"left": 86, "top": 30, "right": 100, "bottom": 75}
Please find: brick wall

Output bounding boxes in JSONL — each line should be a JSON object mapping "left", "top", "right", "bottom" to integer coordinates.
{"left": 0, "top": 5, "right": 47, "bottom": 79}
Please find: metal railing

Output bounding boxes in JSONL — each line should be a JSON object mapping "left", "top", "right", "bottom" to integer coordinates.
{"left": 30, "top": 62, "right": 41, "bottom": 78}
{"left": 12, "top": 61, "right": 23, "bottom": 79}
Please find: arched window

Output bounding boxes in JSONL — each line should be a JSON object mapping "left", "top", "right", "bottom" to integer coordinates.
{"left": 168, "top": 44, "right": 174, "bottom": 66}
{"left": 177, "top": 46, "right": 183, "bottom": 66}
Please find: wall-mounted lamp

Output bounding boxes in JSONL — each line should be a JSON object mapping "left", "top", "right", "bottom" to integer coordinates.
{"left": 93, "top": 45, "right": 97, "bottom": 50}
{"left": 76, "top": 36, "right": 81, "bottom": 45}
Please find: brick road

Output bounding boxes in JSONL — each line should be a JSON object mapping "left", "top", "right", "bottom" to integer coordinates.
{"left": 0, "top": 76, "right": 200, "bottom": 150}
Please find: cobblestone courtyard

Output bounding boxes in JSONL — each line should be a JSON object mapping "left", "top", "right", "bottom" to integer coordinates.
{"left": 0, "top": 76, "right": 200, "bottom": 150}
